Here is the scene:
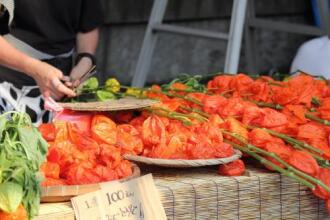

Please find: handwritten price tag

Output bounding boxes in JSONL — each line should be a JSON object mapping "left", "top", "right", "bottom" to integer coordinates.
{"left": 71, "top": 174, "right": 166, "bottom": 220}
{"left": 71, "top": 191, "right": 107, "bottom": 220}
{"left": 100, "top": 181, "right": 144, "bottom": 220}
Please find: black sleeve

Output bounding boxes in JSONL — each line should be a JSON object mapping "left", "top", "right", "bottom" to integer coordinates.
{"left": 79, "top": 0, "right": 104, "bottom": 33}
{"left": 0, "top": 10, "right": 9, "bottom": 35}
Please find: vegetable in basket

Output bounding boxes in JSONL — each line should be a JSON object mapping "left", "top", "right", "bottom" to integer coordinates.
{"left": 0, "top": 112, "right": 47, "bottom": 219}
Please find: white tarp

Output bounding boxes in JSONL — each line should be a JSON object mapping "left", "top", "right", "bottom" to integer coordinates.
{"left": 291, "top": 36, "right": 330, "bottom": 78}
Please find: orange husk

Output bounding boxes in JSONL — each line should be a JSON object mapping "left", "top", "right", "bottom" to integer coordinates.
{"left": 91, "top": 115, "right": 117, "bottom": 145}
{"left": 146, "top": 85, "right": 170, "bottom": 101}
{"left": 218, "top": 159, "right": 245, "bottom": 176}
{"left": 207, "top": 75, "right": 233, "bottom": 94}
{"left": 243, "top": 107, "right": 288, "bottom": 128}
{"left": 288, "top": 150, "right": 320, "bottom": 177}
{"left": 169, "top": 82, "right": 188, "bottom": 95}
{"left": 287, "top": 74, "right": 316, "bottom": 107}
{"left": 248, "top": 128, "right": 284, "bottom": 149}
{"left": 247, "top": 80, "right": 270, "bottom": 102}
{"left": 318, "top": 98, "right": 330, "bottom": 120}
{"left": 272, "top": 86, "right": 299, "bottom": 105}
{"left": 308, "top": 139, "right": 330, "bottom": 159}
{"left": 297, "top": 122, "right": 327, "bottom": 140}
{"left": 116, "top": 124, "right": 143, "bottom": 155}
{"left": 203, "top": 95, "right": 227, "bottom": 114}
{"left": 218, "top": 97, "right": 247, "bottom": 118}
{"left": 282, "top": 105, "right": 307, "bottom": 124}
{"left": 313, "top": 168, "right": 330, "bottom": 199}
{"left": 0, "top": 204, "right": 28, "bottom": 220}
{"left": 229, "top": 73, "right": 254, "bottom": 94}
{"left": 263, "top": 142, "right": 293, "bottom": 170}
{"left": 142, "top": 115, "right": 167, "bottom": 147}
{"left": 222, "top": 117, "right": 248, "bottom": 141}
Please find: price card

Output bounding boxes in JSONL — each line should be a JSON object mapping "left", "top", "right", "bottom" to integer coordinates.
{"left": 71, "top": 174, "right": 166, "bottom": 220}
{"left": 71, "top": 190, "right": 107, "bottom": 220}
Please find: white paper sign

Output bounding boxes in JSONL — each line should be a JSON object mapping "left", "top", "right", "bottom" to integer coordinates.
{"left": 100, "top": 181, "right": 144, "bottom": 220}
{"left": 71, "top": 191, "right": 107, "bottom": 220}
{"left": 71, "top": 174, "right": 166, "bottom": 220}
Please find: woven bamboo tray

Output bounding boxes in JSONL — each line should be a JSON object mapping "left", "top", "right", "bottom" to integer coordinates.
{"left": 36, "top": 165, "right": 329, "bottom": 220}
{"left": 153, "top": 166, "right": 328, "bottom": 220}
{"left": 124, "top": 150, "right": 242, "bottom": 167}
{"left": 59, "top": 97, "right": 158, "bottom": 111}
{"left": 41, "top": 163, "right": 140, "bottom": 202}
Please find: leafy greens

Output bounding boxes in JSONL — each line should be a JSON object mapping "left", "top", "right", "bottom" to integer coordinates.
{"left": 0, "top": 112, "right": 47, "bottom": 219}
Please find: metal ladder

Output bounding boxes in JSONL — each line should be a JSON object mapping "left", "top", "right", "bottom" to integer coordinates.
{"left": 244, "top": 0, "right": 330, "bottom": 74}
{"left": 131, "top": 0, "right": 248, "bottom": 87}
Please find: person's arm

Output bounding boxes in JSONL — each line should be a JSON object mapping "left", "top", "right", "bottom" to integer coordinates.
{"left": 69, "top": 28, "right": 99, "bottom": 86}
{"left": 0, "top": 36, "right": 76, "bottom": 99}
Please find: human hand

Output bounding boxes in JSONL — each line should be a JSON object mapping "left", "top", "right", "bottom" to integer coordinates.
{"left": 32, "top": 61, "right": 76, "bottom": 100}
{"left": 68, "top": 57, "right": 93, "bottom": 88}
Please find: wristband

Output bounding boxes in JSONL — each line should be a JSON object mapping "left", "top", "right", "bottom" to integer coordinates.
{"left": 75, "top": 53, "right": 96, "bottom": 66}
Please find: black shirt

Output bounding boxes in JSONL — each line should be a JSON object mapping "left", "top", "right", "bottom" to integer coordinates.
{"left": 10, "top": 0, "right": 104, "bottom": 55}
{"left": 0, "top": 0, "right": 103, "bottom": 86}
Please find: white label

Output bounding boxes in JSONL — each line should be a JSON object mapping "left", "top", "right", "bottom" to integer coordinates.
{"left": 71, "top": 174, "right": 166, "bottom": 220}
{"left": 71, "top": 191, "right": 107, "bottom": 220}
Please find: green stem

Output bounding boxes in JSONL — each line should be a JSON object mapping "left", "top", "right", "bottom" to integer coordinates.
{"left": 220, "top": 90, "right": 235, "bottom": 96}
{"left": 150, "top": 90, "right": 203, "bottom": 106}
{"left": 161, "top": 86, "right": 213, "bottom": 95}
{"left": 248, "top": 125, "right": 323, "bottom": 155}
{"left": 268, "top": 81, "right": 285, "bottom": 87}
{"left": 286, "top": 141, "right": 329, "bottom": 165}
{"left": 225, "top": 139, "right": 315, "bottom": 190}
{"left": 150, "top": 106, "right": 208, "bottom": 122}
{"left": 3, "top": 167, "right": 24, "bottom": 183}
{"left": 305, "top": 113, "right": 330, "bottom": 126}
{"left": 248, "top": 100, "right": 284, "bottom": 110}
{"left": 288, "top": 143, "right": 328, "bottom": 165}
{"left": 224, "top": 135, "right": 330, "bottom": 193}
{"left": 144, "top": 107, "right": 192, "bottom": 126}
{"left": 163, "top": 88, "right": 204, "bottom": 93}
{"left": 247, "top": 126, "right": 330, "bottom": 166}
{"left": 75, "top": 85, "right": 146, "bottom": 95}
{"left": 179, "top": 106, "right": 211, "bottom": 118}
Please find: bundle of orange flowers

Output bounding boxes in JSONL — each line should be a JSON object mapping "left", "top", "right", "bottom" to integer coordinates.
{"left": 39, "top": 110, "right": 238, "bottom": 186}
{"left": 39, "top": 113, "right": 134, "bottom": 186}
{"left": 137, "top": 72, "right": 330, "bottom": 211}
{"left": 38, "top": 72, "right": 330, "bottom": 212}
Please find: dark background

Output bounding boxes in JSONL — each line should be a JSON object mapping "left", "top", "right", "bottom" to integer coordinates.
{"left": 96, "top": 0, "right": 314, "bottom": 84}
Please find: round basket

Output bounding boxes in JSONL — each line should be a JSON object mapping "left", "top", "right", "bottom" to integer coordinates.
{"left": 41, "top": 163, "right": 140, "bottom": 202}
{"left": 124, "top": 150, "right": 242, "bottom": 168}
{"left": 59, "top": 97, "right": 158, "bottom": 111}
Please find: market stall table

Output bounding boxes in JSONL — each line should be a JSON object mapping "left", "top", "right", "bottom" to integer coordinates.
{"left": 36, "top": 165, "right": 328, "bottom": 220}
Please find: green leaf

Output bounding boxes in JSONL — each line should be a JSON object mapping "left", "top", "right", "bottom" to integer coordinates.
{"left": 312, "top": 97, "right": 321, "bottom": 106}
{"left": 0, "top": 182, "right": 23, "bottom": 213}
{"left": 82, "top": 77, "right": 99, "bottom": 90}
{"left": 105, "top": 78, "right": 120, "bottom": 93}
{"left": 17, "top": 126, "right": 46, "bottom": 170}
{"left": 185, "top": 78, "right": 198, "bottom": 87}
{"left": 96, "top": 90, "right": 117, "bottom": 101}
{"left": 0, "top": 116, "right": 7, "bottom": 140}
{"left": 0, "top": 112, "right": 45, "bottom": 219}
{"left": 33, "top": 127, "right": 48, "bottom": 157}
{"left": 22, "top": 176, "right": 40, "bottom": 218}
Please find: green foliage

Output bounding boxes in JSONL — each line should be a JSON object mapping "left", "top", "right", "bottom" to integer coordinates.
{"left": 0, "top": 112, "right": 47, "bottom": 219}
